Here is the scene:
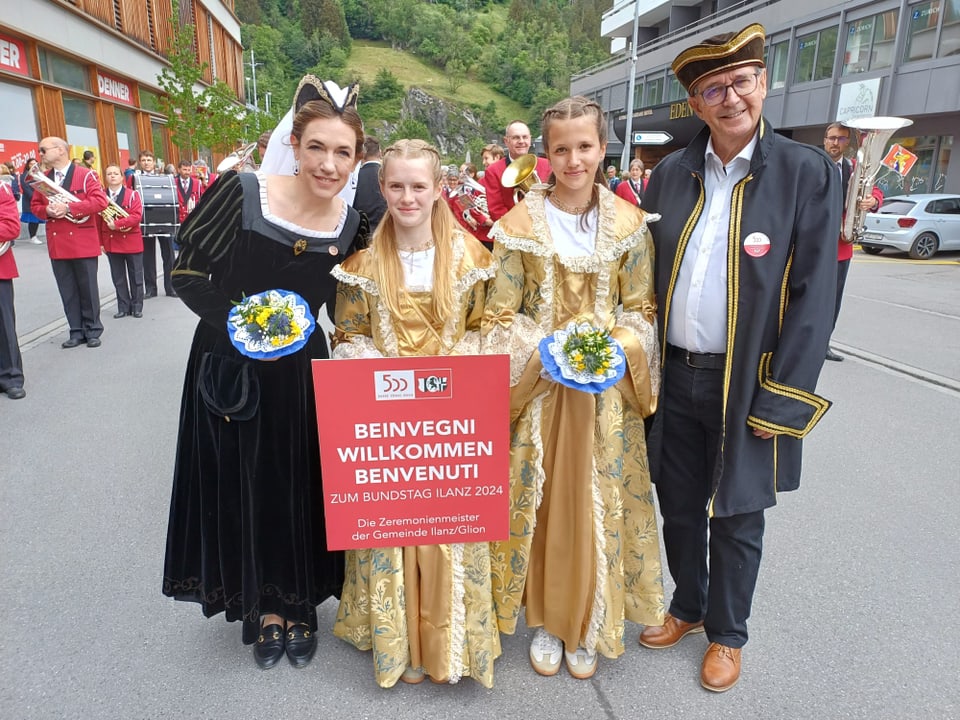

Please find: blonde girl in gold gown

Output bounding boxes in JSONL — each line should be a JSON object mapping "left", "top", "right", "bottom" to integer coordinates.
{"left": 330, "top": 139, "right": 499, "bottom": 687}
{"left": 482, "top": 97, "right": 665, "bottom": 680}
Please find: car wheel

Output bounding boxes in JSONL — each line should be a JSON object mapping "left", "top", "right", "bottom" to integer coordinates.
{"left": 909, "top": 232, "right": 939, "bottom": 260}
{"left": 860, "top": 245, "right": 883, "bottom": 255}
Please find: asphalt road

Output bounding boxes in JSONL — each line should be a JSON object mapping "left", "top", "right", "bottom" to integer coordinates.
{"left": 1, "top": 243, "right": 958, "bottom": 720}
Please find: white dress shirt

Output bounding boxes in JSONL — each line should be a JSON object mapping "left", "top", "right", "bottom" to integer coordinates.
{"left": 666, "top": 130, "right": 758, "bottom": 353}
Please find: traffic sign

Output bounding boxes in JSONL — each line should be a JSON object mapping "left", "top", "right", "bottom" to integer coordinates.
{"left": 632, "top": 131, "right": 673, "bottom": 145}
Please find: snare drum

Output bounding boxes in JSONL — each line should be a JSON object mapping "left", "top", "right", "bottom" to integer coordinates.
{"left": 134, "top": 174, "right": 180, "bottom": 237}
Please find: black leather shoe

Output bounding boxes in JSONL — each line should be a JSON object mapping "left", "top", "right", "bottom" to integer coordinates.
{"left": 113, "top": 311, "right": 128, "bottom": 319}
{"left": 5, "top": 387, "right": 25, "bottom": 400}
{"left": 825, "top": 348, "right": 844, "bottom": 362}
{"left": 62, "top": 338, "right": 83, "bottom": 349}
{"left": 86, "top": 338, "right": 102, "bottom": 348}
{"left": 253, "top": 623, "right": 285, "bottom": 670}
{"left": 132, "top": 311, "right": 143, "bottom": 318}
{"left": 285, "top": 624, "right": 317, "bottom": 668}
{"left": 144, "top": 290, "right": 158, "bottom": 299}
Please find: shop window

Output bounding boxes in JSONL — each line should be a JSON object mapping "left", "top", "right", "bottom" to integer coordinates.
{"left": 843, "top": 10, "right": 898, "bottom": 75}
{"left": 644, "top": 76, "right": 663, "bottom": 107}
{"left": 794, "top": 26, "right": 838, "bottom": 84}
{"left": 633, "top": 82, "right": 644, "bottom": 111}
{"left": 115, "top": 107, "right": 138, "bottom": 170}
{"left": 0, "top": 82, "right": 41, "bottom": 169}
{"left": 938, "top": 0, "right": 960, "bottom": 57}
{"left": 63, "top": 96, "right": 99, "bottom": 169}
{"left": 37, "top": 49, "right": 90, "bottom": 93}
{"left": 140, "top": 88, "right": 161, "bottom": 113}
{"left": 666, "top": 72, "right": 685, "bottom": 102}
{"left": 768, "top": 41, "right": 789, "bottom": 89}
{"left": 903, "top": 0, "right": 941, "bottom": 62}
{"left": 151, "top": 120, "right": 167, "bottom": 166}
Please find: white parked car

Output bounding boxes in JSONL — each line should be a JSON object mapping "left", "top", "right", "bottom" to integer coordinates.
{"left": 860, "top": 194, "right": 960, "bottom": 259}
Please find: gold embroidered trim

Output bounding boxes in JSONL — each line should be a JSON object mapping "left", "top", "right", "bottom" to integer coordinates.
{"left": 448, "top": 542, "right": 466, "bottom": 684}
{"left": 617, "top": 311, "right": 661, "bottom": 398}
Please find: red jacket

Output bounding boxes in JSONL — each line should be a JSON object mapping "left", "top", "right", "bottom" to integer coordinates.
{"left": 615, "top": 178, "right": 643, "bottom": 206}
{"left": 175, "top": 176, "right": 203, "bottom": 224}
{"left": 482, "top": 156, "right": 552, "bottom": 221}
{"left": 0, "top": 183, "right": 19, "bottom": 280}
{"left": 98, "top": 186, "right": 144, "bottom": 254}
{"left": 31, "top": 164, "right": 108, "bottom": 260}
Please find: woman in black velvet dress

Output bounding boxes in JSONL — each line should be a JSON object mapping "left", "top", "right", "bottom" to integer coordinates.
{"left": 162, "top": 77, "right": 367, "bottom": 670}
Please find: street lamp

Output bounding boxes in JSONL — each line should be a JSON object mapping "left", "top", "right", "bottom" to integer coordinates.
{"left": 247, "top": 49, "right": 264, "bottom": 110}
{"left": 621, "top": 0, "right": 642, "bottom": 172}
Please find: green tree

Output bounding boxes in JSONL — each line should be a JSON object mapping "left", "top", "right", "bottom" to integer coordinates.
{"left": 388, "top": 118, "right": 432, "bottom": 144}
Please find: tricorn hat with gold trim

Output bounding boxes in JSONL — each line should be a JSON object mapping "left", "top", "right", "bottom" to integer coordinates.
{"left": 672, "top": 23, "right": 766, "bottom": 94}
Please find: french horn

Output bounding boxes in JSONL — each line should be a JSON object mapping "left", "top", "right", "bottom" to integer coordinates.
{"left": 842, "top": 116, "right": 913, "bottom": 243}
{"left": 501, "top": 153, "right": 542, "bottom": 204}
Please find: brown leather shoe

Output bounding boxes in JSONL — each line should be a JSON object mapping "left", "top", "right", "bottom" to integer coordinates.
{"left": 638, "top": 613, "right": 705, "bottom": 649}
{"left": 700, "top": 642, "right": 741, "bottom": 692}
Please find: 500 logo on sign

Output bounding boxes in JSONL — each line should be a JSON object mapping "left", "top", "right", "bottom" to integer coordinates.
{"left": 375, "top": 369, "right": 453, "bottom": 400}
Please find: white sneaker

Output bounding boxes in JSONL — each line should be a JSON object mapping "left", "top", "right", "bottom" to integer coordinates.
{"left": 29, "top": 237, "right": 42, "bottom": 244}
{"left": 564, "top": 646, "right": 598, "bottom": 679}
{"left": 529, "top": 628, "right": 563, "bottom": 676}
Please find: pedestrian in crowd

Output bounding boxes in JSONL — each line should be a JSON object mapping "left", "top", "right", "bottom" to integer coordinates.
{"left": 82, "top": 150, "right": 97, "bottom": 174}
{"left": 31, "top": 136, "right": 108, "bottom": 349}
{"left": 482, "top": 95, "right": 663, "bottom": 681}
{"left": 640, "top": 24, "right": 839, "bottom": 693}
{"left": 136, "top": 150, "right": 176, "bottom": 299}
{"left": 615, "top": 158, "right": 645, "bottom": 206}
{"left": 643, "top": 167, "right": 652, "bottom": 189}
{"left": 605, "top": 164, "right": 620, "bottom": 191}
{"left": 174, "top": 159, "right": 203, "bottom": 229}
{"left": 99, "top": 163, "right": 144, "bottom": 319}
{"left": 482, "top": 121, "right": 551, "bottom": 220}
{"left": 123, "top": 157, "right": 137, "bottom": 187}
{"left": 822, "top": 121, "right": 882, "bottom": 362}
{"left": 162, "top": 76, "right": 368, "bottom": 671}
{"left": 0, "top": 181, "right": 25, "bottom": 399}
{"left": 352, "top": 135, "right": 387, "bottom": 229}
{"left": 481, "top": 144, "right": 503, "bottom": 169}
{"left": 19, "top": 158, "right": 44, "bottom": 244}
{"left": 331, "top": 138, "right": 498, "bottom": 688}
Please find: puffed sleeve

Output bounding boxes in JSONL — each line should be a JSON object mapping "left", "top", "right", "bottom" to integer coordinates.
{"left": 610, "top": 229, "right": 660, "bottom": 417}
{"left": 171, "top": 171, "right": 244, "bottom": 333}
{"left": 330, "top": 253, "right": 384, "bottom": 359}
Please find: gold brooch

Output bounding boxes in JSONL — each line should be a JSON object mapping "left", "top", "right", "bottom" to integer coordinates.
{"left": 293, "top": 239, "right": 307, "bottom": 256}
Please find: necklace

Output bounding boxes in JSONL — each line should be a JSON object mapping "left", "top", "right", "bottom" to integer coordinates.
{"left": 548, "top": 193, "right": 590, "bottom": 215}
{"left": 397, "top": 238, "right": 435, "bottom": 273}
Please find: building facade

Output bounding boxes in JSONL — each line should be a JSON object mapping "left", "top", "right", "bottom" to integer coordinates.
{"left": 0, "top": 0, "right": 243, "bottom": 175}
{"left": 573, "top": 0, "right": 958, "bottom": 195}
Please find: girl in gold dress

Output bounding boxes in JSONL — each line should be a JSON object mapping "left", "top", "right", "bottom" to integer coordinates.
{"left": 482, "top": 97, "right": 665, "bottom": 679}
{"left": 330, "top": 139, "right": 499, "bottom": 687}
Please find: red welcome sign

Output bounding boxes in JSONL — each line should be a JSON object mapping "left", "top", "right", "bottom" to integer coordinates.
{"left": 312, "top": 354, "right": 510, "bottom": 550}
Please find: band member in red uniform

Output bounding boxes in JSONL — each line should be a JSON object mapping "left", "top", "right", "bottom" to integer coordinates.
{"left": 482, "top": 120, "right": 552, "bottom": 221}
{"left": 100, "top": 164, "right": 145, "bottom": 319}
{"left": 0, "top": 181, "right": 25, "bottom": 398}
{"left": 447, "top": 173, "right": 494, "bottom": 249}
{"left": 31, "top": 136, "right": 109, "bottom": 348}
{"left": 175, "top": 159, "right": 203, "bottom": 225}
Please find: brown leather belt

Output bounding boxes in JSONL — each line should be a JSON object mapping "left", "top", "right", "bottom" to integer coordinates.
{"left": 667, "top": 344, "right": 726, "bottom": 370}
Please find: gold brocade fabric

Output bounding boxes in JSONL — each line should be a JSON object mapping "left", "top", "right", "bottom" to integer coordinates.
{"left": 482, "top": 186, "right": 664, "bottom": 658}
{"left": 329, "top": 234, "right": 500, "bottom": 688}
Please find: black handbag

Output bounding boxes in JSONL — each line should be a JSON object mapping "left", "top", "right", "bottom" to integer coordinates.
{"left": 198, "top": 352, "right": 260, "bottom": 421}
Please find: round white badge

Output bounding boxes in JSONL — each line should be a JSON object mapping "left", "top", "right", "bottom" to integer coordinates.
{"left": 743, "top": 232, "right": 771, "bottom": 258}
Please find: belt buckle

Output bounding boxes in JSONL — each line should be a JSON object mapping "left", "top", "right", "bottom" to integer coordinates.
{"left": 684, "top": 350, "right": 697, "bottom": 368}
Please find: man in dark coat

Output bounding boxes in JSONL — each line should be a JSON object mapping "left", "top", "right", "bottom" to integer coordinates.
{"left": 640, "top": 24, "right": 840, "bottom": 693}
{"left": 352, "top": 136, "right": 386, "bottom": 230}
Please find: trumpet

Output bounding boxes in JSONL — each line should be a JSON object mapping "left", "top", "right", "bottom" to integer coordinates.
{"left": 217, "top": 142, "right": 258, "bottom": 174}
{"left": 26, "top": 165, "right": 89, "bottom": 224}
{"left": 842, "top": 116, "right": 913, "bottom": 243}
{"left": 101, "top": 198, "right": 131, "bottom": 232}
{"left": 501, "top": 153, "right": 542, "bottom": 204}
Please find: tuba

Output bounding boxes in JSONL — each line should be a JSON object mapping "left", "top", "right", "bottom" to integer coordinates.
{"left": 26, "top": 164, "right": 89, "bottom": 224}
{"left": 501, "top": 153, "right": 542, "bottom": 204}
{"left": 842, "top": 116, "right": 913, "bottom": 243}
{"left": 454, "top": 176, "right": 490, "bottom": 217}
{"left": 217, "top": 142, "right": 258, "bottom": 174}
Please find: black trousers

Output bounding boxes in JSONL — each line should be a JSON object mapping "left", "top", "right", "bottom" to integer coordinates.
{"left": 107, "top": 252, "right": 144, "bottom": 314}
{"left": 143, "top": 234, "right": 174, "bottom": 295}
{"left": 50, "top": 257, "right": 102, "bottom": 341}
{"left": 657, "top": 354, "right": 765, "bottom": 649}
{"left": 832, "top": 258, "right": 850, "bottom": 330}
{"left": 0, "top": 279, "right": 23, "bottom": 391}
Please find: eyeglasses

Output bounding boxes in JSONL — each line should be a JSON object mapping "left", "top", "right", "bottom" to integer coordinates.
{"left": 39, "top": 147, "right": 49, "bottom": 154}
{"left": 694, "top": 69, "right": 763, "bottom": 106}
{"left": 824, "top": 136, "right": 850, "bottom": 144}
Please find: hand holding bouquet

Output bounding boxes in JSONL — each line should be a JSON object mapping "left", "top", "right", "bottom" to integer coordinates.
{"left": 227, "top": 289, "right": 315, "bottom": 360}
{"left": 538, "top": 320, "right": 626, "bottom": 393}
